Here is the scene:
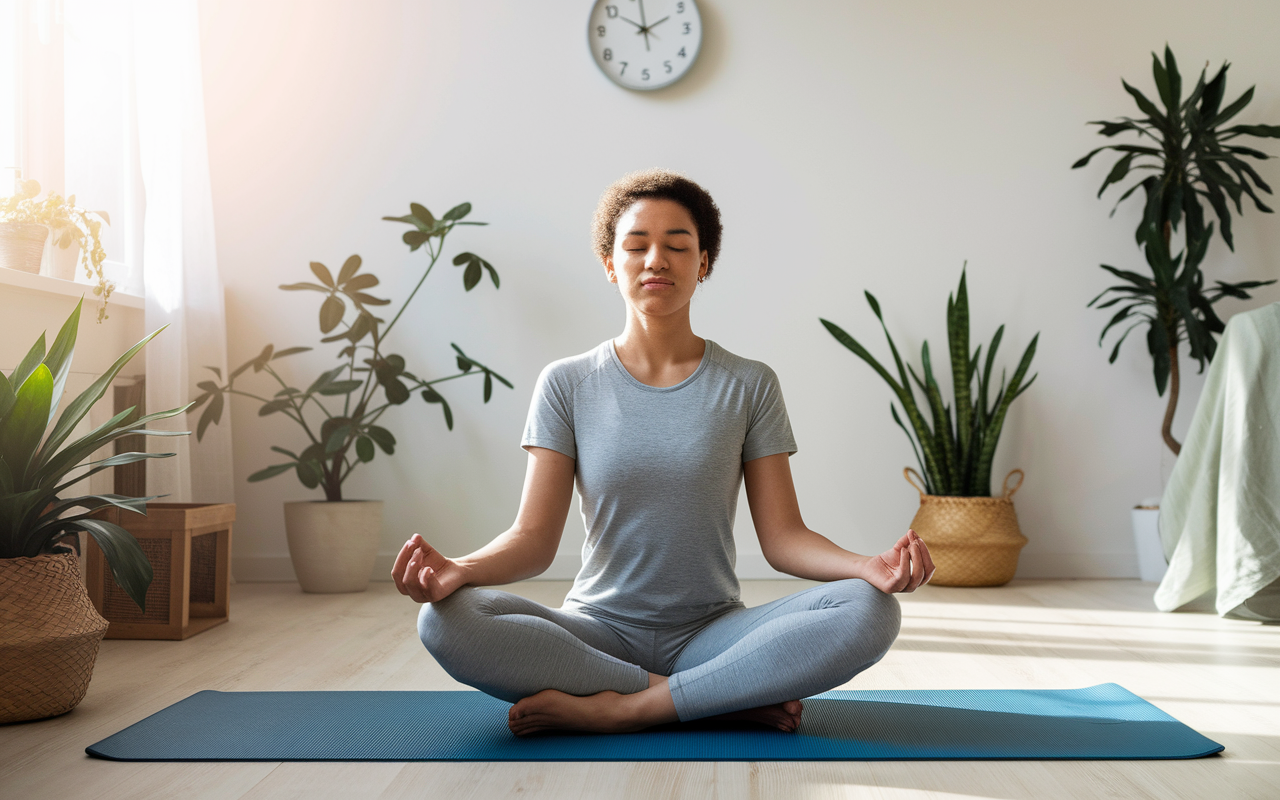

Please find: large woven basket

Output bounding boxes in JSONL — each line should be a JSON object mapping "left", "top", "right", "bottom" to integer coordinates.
{"left": 906, "top": 468, "right": 1028, "bottom": 587}
{"left": 0, "top": 553, "right": 109, "bottom": 723}
{"left": 0, "top": 222, "right": 49, "bottom": 273}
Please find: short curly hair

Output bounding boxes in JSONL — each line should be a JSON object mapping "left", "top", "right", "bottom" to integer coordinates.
{"left": 592, "top": 170, "right": 723, "bottom": 279}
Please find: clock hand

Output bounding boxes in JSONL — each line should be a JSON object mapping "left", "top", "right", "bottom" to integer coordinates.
{"left": 647, "top": 16, "right": 670, "bottom": 29}
{"left": 616, "top": 14, "right": 645, "bottom": 32}
{"left": 637, "top": 0, "right": 651, "bottom": 51}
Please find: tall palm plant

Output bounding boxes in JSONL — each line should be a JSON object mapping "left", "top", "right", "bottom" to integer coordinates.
{"left": 1073, "top": 46, "right": 1278, "bottom": 454}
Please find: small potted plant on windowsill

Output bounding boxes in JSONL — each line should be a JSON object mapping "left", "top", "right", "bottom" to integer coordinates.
{"left": 191, "top": 201, "right": 512, "bottom": 593}
{"left": 0, "top": 178, "right": 113, "bottom": 321}
{"left": 821, "top": 268, "right": 1039, "bottom": 587}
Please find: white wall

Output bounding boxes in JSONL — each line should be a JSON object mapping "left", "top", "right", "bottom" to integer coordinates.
{"left": 197, "top": 0, "right": 1280, "bottom": 581}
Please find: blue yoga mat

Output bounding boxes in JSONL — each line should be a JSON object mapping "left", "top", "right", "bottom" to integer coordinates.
{"left": 85, "top": 684, "right": 1222, "bottom": 761}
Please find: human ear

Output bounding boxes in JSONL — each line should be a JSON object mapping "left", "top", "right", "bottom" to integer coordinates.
{"left": 603, "top": 254, "right": 617, "bottom": 283}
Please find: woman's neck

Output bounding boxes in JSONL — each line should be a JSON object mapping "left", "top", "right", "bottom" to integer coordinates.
{"left": 614, "top": 312, "right": 705, "bottom": 388}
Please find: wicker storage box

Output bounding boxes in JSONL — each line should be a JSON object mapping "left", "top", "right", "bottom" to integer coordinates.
{"left": 86, "top": 503, "right": 235, "bottom": 640}
{"left": 906, "top": 468, "right": 1028, "bottom": 587}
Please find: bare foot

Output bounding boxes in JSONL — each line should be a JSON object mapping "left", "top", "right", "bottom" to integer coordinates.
{"left": 704, "top": 699, "right": 804, "bottom": 732}
{"left": 508, "top": 686, "right": 678, "bottom": 737}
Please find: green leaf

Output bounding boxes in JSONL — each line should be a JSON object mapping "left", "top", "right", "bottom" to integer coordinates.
{"left": 279, "top": 282, "right": 330, "bottom": 293}
{"left": 259, "top": 398, "right": 292, "bottom": 416}
{"left": 306, "top": 365, "right": 346, "bottom": 395}
{"left": 353, "top": 293, "right": 391, "bottom": 306}
{"left": 75, "top": 518, "right": 152, "bottom": 611}
{"left": 41, "top": 299, "right": 81, "bottom": 424}
{"left": 385, "top": 378, "right": 410, "bottom": 405}
{"left": 325, "top": 423, "right": 354, "bottom": 453}
{"left": 1, "top": 365, "right": 53, "bottom": 480}
{"left": 317, "top": 379, "right": 363, "bottom": 396}
{"left": 296, "top": 460, "right": 322, "bottom": 489}
{"left": 310, "top": 261, "right": 335, "bottom": 287}
{"left": 1210, "top": 86, "right": 1255, "bottom": 128}
{"left": 463, "top": 261, "right": 482, "bottom": 291}
{"left": 443, "top": 202, "right": 472, "bottom": 221}
{"left": 403, "top": 230, "right": 429, "bottom": 250}
{"left": 251, "top": 344, "right": 274, "bottom": 372}
{"left": 485, "top": 262, "right": 500, "bottom": 289}
{"left": 453, "top": 251, "right": 475, "bottom": 267}
{"left": 342, "top": 274, "right": 379, "bottom": 292}
{"left": 483, "top": 371, "right": 493, "bottom": 403}
{"left": 1097, "top": 153, "right": 1135, "bottom": 198}
{"left": 356, "top": 436, "right": 375, "bottom": 463}
{"left": 410, "top": 203, "right": 435, "bottom": 228}
{"left": 248, "top": 463, "right": 296, "bottom": 482}
{"left": 9, "top": 332, "right": 46, "bottom": 390}
{"left": 0, "top": 372, "right": 15, "bottom": 421}
{"left": 197, "top": 392, "right": 223, "bottom": 441}
{"left": 366, "top": 426, "right": 396, "bottom": 454}
{"left": 272, "top": 346, "right": 312, "bottom": 360}
{"left": 337, "top": 254, "right": 362, "bottom": 284}
{"left": 421, "top": 388, "right": 453, "bottom": 429}
{"left": 319, "top": 295, "right": 345, "bottom": 333}
{"left": 1122, "top": 80, "right": 1167, "bottom": 126}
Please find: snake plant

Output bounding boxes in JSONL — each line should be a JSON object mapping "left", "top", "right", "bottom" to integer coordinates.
{"left": 821, "top": 269, "right": 1038, "bottom": 497}
{"left": 0, "top": 300, "right": 190, "bottom": 610}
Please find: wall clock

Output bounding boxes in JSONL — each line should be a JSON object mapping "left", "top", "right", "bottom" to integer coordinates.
{"left": 588, "top": 0, "right": 702, "bottom": 91}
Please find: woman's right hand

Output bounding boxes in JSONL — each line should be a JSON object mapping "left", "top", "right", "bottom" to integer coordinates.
{"left": 392, "top": 534, "right": 463, "bottom": 603}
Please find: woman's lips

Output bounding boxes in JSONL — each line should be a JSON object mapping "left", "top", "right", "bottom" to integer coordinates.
{"left": 642, "top": 280, "right": 674, "bottom": 289}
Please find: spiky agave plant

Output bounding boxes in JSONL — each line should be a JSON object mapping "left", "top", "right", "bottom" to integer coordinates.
{"left": 0, "top": 299, "right": 190, "bottom": 610}
{"left": 821, "top": 269, "right": 1038, "bottom": 497}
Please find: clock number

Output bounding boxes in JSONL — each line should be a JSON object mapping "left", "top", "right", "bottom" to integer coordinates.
{"left": 603, "top": 48, "right": 612, "bottom": 61}
{"left": 677, "top": 1, "right": 684, "bottom": 11}
{"left": 641, "top": 68, "right": 650, "bottom": 81}
{"left": 663, "top": 60, "right": 672, "bottom": 74}
{"left": 677, "top": 47, "right": 686, "bottom": 58}
{"left": 683, "top": 22, "right": 691, "bottom": 34}
{"left": 619, "top": 61, "right": 628, "bottom": 75}
{"left": 606, "top": 5, "right": 618, "bottom": 17}
{"left": 597, "top": 25, "right": 606, "bottom": 37}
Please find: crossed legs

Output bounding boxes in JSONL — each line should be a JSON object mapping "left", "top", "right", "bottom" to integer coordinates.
{"left": 418, "top": 580, "right": 900, "bottom": 735}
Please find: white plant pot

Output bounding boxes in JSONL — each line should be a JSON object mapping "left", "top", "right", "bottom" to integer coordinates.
{"left": 283, "top": 500, "right": 383, "bottom": 593}
{"left": 1131, "top": 505, "right": 1168, "bottom": 583}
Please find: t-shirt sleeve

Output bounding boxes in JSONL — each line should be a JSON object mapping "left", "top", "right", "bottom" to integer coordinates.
{"left": 742, "top": 364, "right": 798, "bottom": 462}
{"left": 520, "top": 363, "right": 577, "bottom": 460}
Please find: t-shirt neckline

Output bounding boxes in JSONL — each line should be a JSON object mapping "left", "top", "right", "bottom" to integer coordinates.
{"left": 607, "top": 339, "right": 714, "bottom": 393}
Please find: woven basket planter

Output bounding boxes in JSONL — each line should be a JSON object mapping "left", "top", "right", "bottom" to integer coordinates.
{"left": 905, "top": 468, "right": 1028, "bottom": 587}
{"left": 0, "top": 222, "right": 49, "bottom": 273}
{"left": 0, "top": 552, "right": 109, "bottom": 723}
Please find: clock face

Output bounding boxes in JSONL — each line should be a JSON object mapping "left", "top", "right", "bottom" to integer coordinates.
{"left": 588, "top": 0, "right": 702, "bottom": 91}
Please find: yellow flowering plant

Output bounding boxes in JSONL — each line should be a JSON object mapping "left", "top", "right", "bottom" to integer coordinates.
{"left": 1, "top": 179, "right": 113, "bottom": 320}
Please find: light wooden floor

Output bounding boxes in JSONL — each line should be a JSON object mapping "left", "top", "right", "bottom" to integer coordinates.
{"left": 3, "top": 579, "right": 1279, "bottom": 800}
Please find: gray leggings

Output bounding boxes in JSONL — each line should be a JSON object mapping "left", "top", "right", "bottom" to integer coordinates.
{"left": 417, "top": 579, "right": 900, "bottom": 721}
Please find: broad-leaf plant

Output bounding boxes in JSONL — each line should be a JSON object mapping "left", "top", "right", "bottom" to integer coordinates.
{"left": 821, "top": 269, "right": 1038, "bottom": 497}
{"left": 1, "top": 299, "right": 189, "bottom": 610}
{"left": 191, "top": 201, "right": 512, "bottom": 501}
{"left": 1073, "top": 46, "right": 1278, "bottom": 454}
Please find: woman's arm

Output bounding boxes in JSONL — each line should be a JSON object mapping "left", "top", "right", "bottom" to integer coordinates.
{"left": 392, "top": 446, "right": 576, "bottom": 603}
{"left": 743, "top": 452, "right": 933, "bottom": 592}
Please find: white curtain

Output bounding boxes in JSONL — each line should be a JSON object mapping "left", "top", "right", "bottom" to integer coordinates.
{"left": 130, "top": 0, "right": 234, "bottom": 504}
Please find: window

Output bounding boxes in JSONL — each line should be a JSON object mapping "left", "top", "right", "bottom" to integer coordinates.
{"left": 5, "top": 0, "right": 143, "bottom": 296}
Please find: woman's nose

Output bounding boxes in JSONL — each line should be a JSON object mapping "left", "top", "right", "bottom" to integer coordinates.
{"left": 646, "top": 246, "right": 667, "bottom": 269}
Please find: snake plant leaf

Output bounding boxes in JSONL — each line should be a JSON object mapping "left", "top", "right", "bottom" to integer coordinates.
{"left": 41, "top": 298, "right": 81, "bottom": 424}
{"left": 1, "top": 365, "right": 53, "bottom": 481}
{"left": 39, "top": 326, "right": 165, "bottom": 466}
{"left": 337, "top": 255, "right": 362, "bottom": 284}
{"left": 0, "top": 372, "right": 15, "bottom": 421}
{"left": 71, "top": 518, "right": 153, "bottom": 611}
{"left": 947, "top": 271, "right": 972, "bottom": 458}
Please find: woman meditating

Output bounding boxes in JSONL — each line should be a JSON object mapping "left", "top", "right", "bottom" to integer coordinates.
{"left": 393, "top": 170, "right": 933, "bottom": 736}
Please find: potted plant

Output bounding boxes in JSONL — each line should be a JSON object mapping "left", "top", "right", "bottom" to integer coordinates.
{"left": 191, "top": 201, "right": 511, "bottom": 593}
{"left": 821, "top": 268, "right": 1039, "bottom": 586}
{"left": 0, "top": 179, "right": 113, "bottom": 321}
{"left": 1072, "top": 46, "right": 1278, "bottom": 579}
{"left": 0, "top": 299, "right": 187, "bottom": 723}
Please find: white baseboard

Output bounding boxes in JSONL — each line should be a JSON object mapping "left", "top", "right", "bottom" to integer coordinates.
{"left": 233, "top": 550, "right": 1140, "bottom": 584}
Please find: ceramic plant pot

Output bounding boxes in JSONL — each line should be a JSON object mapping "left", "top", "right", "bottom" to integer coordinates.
{"left": 283, "top": 500, "right": 383, "bottom": 593}
{"left": 0, "top": 222, "right": 49, "bottom": 273}
{"left": 905, "top": 468, "right": 1029, "bottom": 587}
{"left": 1131, "top": 503, "right": 1167, "bottom": 583}
{"left": 0, "top": 552, "right": 110, "bottom": 723}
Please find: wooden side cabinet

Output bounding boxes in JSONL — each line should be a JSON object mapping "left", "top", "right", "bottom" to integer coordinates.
{"left": 86, "top": 503, "right": 235, "bottom": 640}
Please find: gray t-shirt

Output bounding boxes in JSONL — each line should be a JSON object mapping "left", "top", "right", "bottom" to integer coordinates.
{"left": 521, "top": 339, "right": 797, "bottom": 626}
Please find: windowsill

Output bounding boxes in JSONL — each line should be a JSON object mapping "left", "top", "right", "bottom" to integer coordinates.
{"left": 0, "top": 266, "right": 144, "bottom": 310}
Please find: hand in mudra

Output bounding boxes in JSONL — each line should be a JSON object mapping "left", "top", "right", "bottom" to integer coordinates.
{"left": 392, "top": 534, "right": 459, "bottom": 603}
{"left": 863, "top": 530, "right": 934, "bottom": 594}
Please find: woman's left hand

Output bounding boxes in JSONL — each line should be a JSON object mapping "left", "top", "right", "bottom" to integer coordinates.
{"left": 861, "top": 530, "right": 935, "bottom": 593}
